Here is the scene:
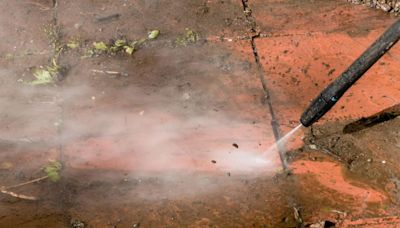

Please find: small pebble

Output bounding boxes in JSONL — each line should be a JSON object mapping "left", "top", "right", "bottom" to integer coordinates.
{"left": 182, "top": 93, "right": 191, "bottom": 100}
{"left": 382, "top": 160, "right": 386, "bottom": 164}
{"left": 211, "top": 160, "right": 217, "bottom": 164}
{"left": 309, "top": 144, "right": 317, "bottom": 150}
{"left": 91, "top": 96, "right": 96, "bottom": 100}
{"left": 74, "top": 23, "right": 82, "bottom": 29}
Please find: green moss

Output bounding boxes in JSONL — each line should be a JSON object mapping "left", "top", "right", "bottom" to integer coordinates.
{"left": 43, "top": 23, "right": 63, "bottom": 52}
{"left": 67, "top": 38, "right": 80, "bottom": 49}
{"left": 176, "top": 28, "right": 199, "bottom": 46}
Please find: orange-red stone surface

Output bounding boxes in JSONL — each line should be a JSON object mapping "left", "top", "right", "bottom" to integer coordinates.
{"left": 0, "top": 0, "right": 399, "bottom": 227}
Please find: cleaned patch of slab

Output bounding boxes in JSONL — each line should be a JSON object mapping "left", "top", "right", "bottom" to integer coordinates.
{"left": 255, "top": 30, "right": 400, "bottom": 132}
{"left": 60, "top": 40, "right": 278, "bottom": 173}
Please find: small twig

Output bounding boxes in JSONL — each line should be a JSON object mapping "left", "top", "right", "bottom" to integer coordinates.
{"left": 293, "top": 207, "right": 304, "bottom": 228}
{"left": 0, "top": 176, "right": 48, "bottom": 201}
{"left": 95, "top": 13, "right": 121, "bottom": 22}
{"left": 0, "top": 189, "right": 37, "bottom": 201}
{"left": 92, "top": 69, "right": 128, "bottom": 77}
{"left": 26, "top": 1, "right": 51, "bottom": 11}
{"left": 4, "top": 176, "right": 48, "bottom": 190}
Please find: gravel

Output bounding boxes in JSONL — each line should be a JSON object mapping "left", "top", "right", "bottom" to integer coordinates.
{"left": 348, "top": 0, "right": 400, "bottom": 15}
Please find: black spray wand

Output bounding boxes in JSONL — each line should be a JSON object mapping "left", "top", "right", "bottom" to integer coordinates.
{"left": 300, "top": 19, "right": 400, "bottom": 127}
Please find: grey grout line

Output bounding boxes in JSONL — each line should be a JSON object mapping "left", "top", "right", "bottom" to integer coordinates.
{"left": 240, "top": 1, "right": 305, "bottom": 226}
{"left": 240, "top": 0, "right": 289, "bottom": 170}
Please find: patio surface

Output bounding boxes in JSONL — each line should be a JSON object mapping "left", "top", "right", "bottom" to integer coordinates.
{"left": 0, "top": 0, "right": 399, "bottom": 227}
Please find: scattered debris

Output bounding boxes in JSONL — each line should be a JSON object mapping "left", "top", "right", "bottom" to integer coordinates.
{"left": 29, "top": 68, "right": 53, "bottom": 85}
{"left": 293, "top": 207, "right": 303, "bottom": 226}
{"left": 211, "top": 160, "right": 217, "bottom": 164}
{"left": 0, "top": 160, "right": 59, "bottom": 201}
{"left": 43, "top": 160, "right": 62, "bottom": 182}
{"left": 95, "top": 13, "right": 121, "bottom": 22}
{"left": 43, "top": 23, "right": 63, "bottom": 52}
{"left": 148, "top": 30, "right": 160, "bottom": 39}
{"left": 85, "top": 32, "right": 156, "bottom": 58}
{"left": 347, "top": 0, "right": 400, "bottom": 15}
{"left": 70, "top": 218, "right": 85, "bottom": 228}
{"left": 67, "top": 38, "right": 81, "bottom": 49}
{"left": 24, "top": 58, "right": 67, "bottom": 85}
{"left": 0, "top": 189, "right": 37, "bottom": 201}
{"left": 176, "top": 28, "right": 199, "bottom": 46}
{"left": 232, "top": 143, "right": 239, "bottom": 148}
{"left": 92, "top": 69, "right": 128, "bottom": 77}
{"left": 309, "top": 144, "right": 317, "bottom": 150}
{"left": 308, "top": 220, "right": 336, "bottom": 228}
{"left": 93, "top": 41, "right": 108, "bottom": 51}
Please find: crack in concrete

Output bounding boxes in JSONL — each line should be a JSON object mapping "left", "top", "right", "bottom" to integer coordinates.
{"left": 50, "top": 1, "right": 70, "bottom": 223}
{"left": 240, "top": 1, "right": 305, "bottom": 226}
{"left": 241, "top": 0, "right": 288, "bottom": 170}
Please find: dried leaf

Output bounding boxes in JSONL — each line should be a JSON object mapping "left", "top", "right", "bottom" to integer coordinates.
{"left": 124, "top": 46, "right": 134, "bottom": 55}
{"left": 115, "top": 39, "right": 127, "bottom": 47}
{"left": 148, "top": 30, "right": 160, "bottom": 39}
{"left": 29, "top": 69, "right": 53, "bottom": 85}
{"left": 43, "top": 160, "right": 62, "bottom": 182}
{"left": 93, "top": 41, "right": 108, "bottom": 51}
{"left": 67, "top": 40, "right": 79, "bottom": 49}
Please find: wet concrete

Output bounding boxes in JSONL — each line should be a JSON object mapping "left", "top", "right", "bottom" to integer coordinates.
{"left": 0, "top": 0, "right": 400, "bottom": 227}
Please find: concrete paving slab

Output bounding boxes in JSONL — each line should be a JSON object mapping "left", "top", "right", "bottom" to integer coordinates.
{"left": 255, "top": 30, "right": 400, "bottom": 132}
{"left": 60, "top": 40, "right": 278, "bottom": 173}
{"left": 57, "top": 0, "right": 251, "bottom": 42}
{"left": 250, "top": 0, "right": 397, "bottom": 36}
{"left": 1, "top": 0, "right": 400, "bottom": 227}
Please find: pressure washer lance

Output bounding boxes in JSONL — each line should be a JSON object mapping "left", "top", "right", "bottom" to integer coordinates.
{"left": 300, "top": 19, "right": 400, "bottom": 127}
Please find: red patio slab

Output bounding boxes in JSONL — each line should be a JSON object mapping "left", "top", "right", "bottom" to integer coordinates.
{"left": 60, "top": 40, "right": 279, "bottom": 173}
{"left": 56, "top": 40, "right": 294, "bottom": 227}
{"left": 250, "top": 0, "right": 397, "bottom": 36}
{"left": 57, "top": 0, "right": 251, "bottom": 42}
{"left": 0, "top": 1, "right": 60, "bottom": 142}
{"left": 255, "top": 29, "right": 400, "bottom": 135}
{"left": 289, "top": 151, "right": 400, "bottom": 226}
{"left": 0, "top": 1, "right": 52, "bottom": 54}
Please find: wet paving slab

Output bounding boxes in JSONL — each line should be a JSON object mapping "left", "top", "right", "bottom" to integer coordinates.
{"left": 0, "top": 1, "right": 295, "bottom": 227}
{"left": 250, "top": 0, "right": 400, "bottom": 226}
{"left": 57, "top": 0, "right": 252, "bottom": 41}
{"left": 1, "top": 0, "right": 400, "bottom": 227}
{"left": 255, "top": 31, "right": 400, "bottom": 132}
{"left": 250, "top": 0, "right": 397, "bottom": 36}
